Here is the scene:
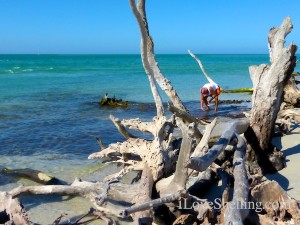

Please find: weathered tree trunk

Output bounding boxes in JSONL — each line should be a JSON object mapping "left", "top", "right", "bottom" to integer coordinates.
{"left": 247, "top": 17, "right": 297, "bottom": 152}
{"left": 245, "top": 17, "right": 298, "bottom": 174}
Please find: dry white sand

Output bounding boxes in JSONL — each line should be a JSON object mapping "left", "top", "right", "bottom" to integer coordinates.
{"left": 267, "top": 116, "right": 300, "bottom": 200}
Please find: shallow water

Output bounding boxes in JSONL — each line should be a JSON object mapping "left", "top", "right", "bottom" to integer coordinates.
{"left": 0, "top": 54, "right": 297, "bottom": 223}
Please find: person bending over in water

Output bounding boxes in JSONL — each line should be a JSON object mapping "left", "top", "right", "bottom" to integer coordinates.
{"left": 200, "top": 82, "right": 221, "bottom": 112}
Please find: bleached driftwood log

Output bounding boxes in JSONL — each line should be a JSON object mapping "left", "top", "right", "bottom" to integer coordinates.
{"left": 156, "top": 119, "right": 195, "bottom": 196}
{"left": 129, "top": 163, "right": 153, "bottom": 224}
{"left": 246, "top": 17, "right": 297, "bottom": 153}
{"left": 185, "top": 119, "right": 249, "bottom": 172}
{"left": 224, "top": 135, "right": 249, "bottom": 225}
{"left": 191, "top": 118, "right": 217, "bottom": 158}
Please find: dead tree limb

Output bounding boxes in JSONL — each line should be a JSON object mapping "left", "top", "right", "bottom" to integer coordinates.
{"left": 186, "top": 119, "right": 249, "bottom": 172}
{"left": 171, "top": 119, "right": 194, "bottom": 190}
{"left": 110, "top": 115, "right": 137, "bottom": 139}
{"left": 191, "top": 118, "right": 217, "bottom": 158}
{"left": 128, "top": 0, "right": 164, "bottom": 117}
{"left": 131, "top": 163, "right": 154, "bottom": 224}
{"left": 129, "top": 0, "right": 187, "bottom": 112}
{"left": 96, "top": 137, "right": 106, "bottom": 150}
{"left": 167, "top": 103, "right": 203, "bottom": 141}
{"left": 156, "top": 119, "right": 194, "bottom": 196}
{"left": 188, "top": 50, "right": 216, "bottom": 84}
{"left": 224, "top": 135, "right": 249, "bottom": 225}
{"left": 120, "top": 190, "right": 186, "bottom": 218}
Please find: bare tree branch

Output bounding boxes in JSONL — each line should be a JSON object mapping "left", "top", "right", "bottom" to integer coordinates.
{"left": 186, "top": 119, "right": 249, "bottom": 172}
{"left": 188, "top": 50, "right": 216, "bottom": 84}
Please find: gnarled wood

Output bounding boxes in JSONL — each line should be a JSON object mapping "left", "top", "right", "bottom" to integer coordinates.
{"left": 129, "top": 0, "right": 187, "bottom": 113}
{"left": 110, "top": 115, "right": 137, "bottom": 139}
{"left": 0, "top": 192, "right": 30, "bottom": 225}
{"left": 248, "top": 17, "right": 297, "bottom": 152}
{"left": 156, "top": 119, "right": 194, "bottom": 195}
{"left": 251, "top": 180, "right": 300, "bottom": 223}
{"left": 131, "top": 164, "right": 154, "bottom": 224}
{"left": 283, "top": 76, "right": 300, "bottom": 106}
{"left": 191, "top": 118, "right": 217, "bottom": 158}
{"left": 185, "top": 119, "right": 249, "bottom": 172}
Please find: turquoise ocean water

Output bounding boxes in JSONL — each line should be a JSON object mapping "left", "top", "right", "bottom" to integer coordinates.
{"left": 0, "top": 54, "right": 299, "bottom": 222}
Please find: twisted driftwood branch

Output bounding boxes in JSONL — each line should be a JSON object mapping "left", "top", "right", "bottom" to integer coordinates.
{"left": 185, "top": 119, "right": 249, "bottom": 172}
{"left": 129, "top": 0, "right": 187, "bottom": 113}
{"left": 110, "top": 115, "right": 137, "bottom": 139}
{"left": 188, "top": 50, "right": 216, "bottom": 84}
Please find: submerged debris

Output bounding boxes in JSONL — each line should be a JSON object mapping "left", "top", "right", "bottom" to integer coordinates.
{"left": 99, "top": 93, "right": 128, "bottom": 108}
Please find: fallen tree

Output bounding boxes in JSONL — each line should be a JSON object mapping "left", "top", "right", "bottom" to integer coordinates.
{"left": 0, "top": 1, "right": 299, "bottom": 225}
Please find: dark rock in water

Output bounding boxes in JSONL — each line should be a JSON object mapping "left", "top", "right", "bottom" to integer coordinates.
{"left": 99, "top": 93, "right": 128, "bottom": 108}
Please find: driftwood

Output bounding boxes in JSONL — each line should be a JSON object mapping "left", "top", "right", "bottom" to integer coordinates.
{"left": 1, "top": 167, "right": 66, "bottom": 185}
{"left": 245, "top": 17, "right": 298, "bottom": 175}
{"left": 129, "top": 0, "right": 187, "bottom": 113}
{"left": 186, "top": 119, "right": 249, "bottom": 172}
{"left": 276, "top": 104, "right": 300, "bottom": 133}
{"left": 0, "top": 192, "right": 30, "bottom": 225}
{"left": 224, "top": 135, "right": 249, "bottom": 225}
{"left": 188, "top": 50, "right": 217, "bottom": 84}
{"left": 246, "top": 16, "right": 297, "bottom": 152}
{"left": 251, "top": 180, "right": 300, "bottom": 224}
{"left": 283, "top": 76, "right": 300, "bottom": 106}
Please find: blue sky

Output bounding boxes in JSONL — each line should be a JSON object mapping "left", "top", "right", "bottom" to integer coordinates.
{"left": 0, "top": 0, "right": 299, "bottom": 54}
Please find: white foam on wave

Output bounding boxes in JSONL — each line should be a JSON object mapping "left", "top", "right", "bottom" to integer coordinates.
{"left": 22, "top": 69, "right": 33, "bottom": 72}
{"left": 5, "top": 70, "right": 14, "bottom": 74}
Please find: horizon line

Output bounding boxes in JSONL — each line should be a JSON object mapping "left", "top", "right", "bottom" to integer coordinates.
{"left": 0, "top": 53, "right": 277, "bottom": 55}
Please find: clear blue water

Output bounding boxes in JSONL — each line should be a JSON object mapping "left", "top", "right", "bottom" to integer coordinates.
{"left": 0, "top": 54, "right": 299, "bottom": 175}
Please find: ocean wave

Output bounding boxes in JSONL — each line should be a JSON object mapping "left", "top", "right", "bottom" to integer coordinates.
{"left": 4, "top": 70, "right": 14, "bottom": 74}
{"left": 22, "top": 69, "right": 33, "bottom": 72}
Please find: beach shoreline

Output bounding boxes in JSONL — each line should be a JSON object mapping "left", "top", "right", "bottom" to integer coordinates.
{"left": 267, "top": 108, "right": 300, "bottom": 200}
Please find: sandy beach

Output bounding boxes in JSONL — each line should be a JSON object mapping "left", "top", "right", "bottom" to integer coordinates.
{"left": 267, "top": 108, "right": 300, "bottom": 200}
